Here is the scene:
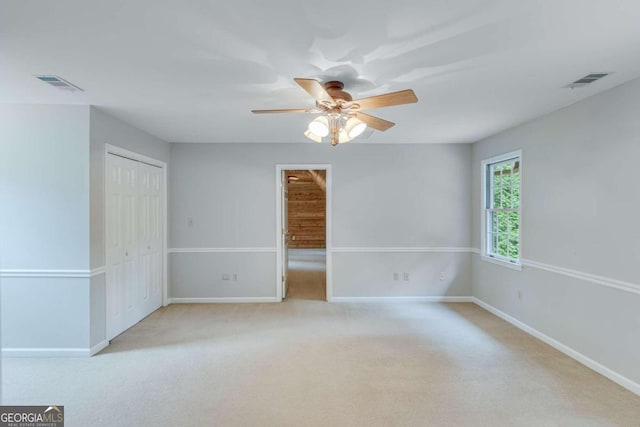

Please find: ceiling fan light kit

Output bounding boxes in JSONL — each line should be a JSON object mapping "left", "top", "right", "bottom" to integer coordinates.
{"left": 308, "top": 116, "right": 330, "bottom": 137}
{"left": 303, "top": 129, "right": 322, "bottom": 143}
{"left": 344, "top": 116, "right": 367, "bottom": 139}
{"left": 252, "top": 78, "right": 418, "bottom": 146}
{"left": 306, "top": 113, "right": 366, "bottom": 145}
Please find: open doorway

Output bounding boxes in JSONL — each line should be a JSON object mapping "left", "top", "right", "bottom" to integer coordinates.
{"left": 286, "top": 169, "right": 326, "bottom": 300}
{"left": 276, "top": 165, "right": 331, "bottom": 302}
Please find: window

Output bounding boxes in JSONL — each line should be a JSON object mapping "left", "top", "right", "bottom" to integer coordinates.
{"left": 482, "top": 151, "right": 521, "bottom": 266}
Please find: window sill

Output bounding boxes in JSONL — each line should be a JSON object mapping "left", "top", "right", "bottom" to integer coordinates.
{"left": 481, "top": 255, "right": 523, "bottom": 271}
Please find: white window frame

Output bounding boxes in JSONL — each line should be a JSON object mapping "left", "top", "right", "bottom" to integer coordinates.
{"left": 481, "top": 150, "right": 522, "bottom": 271}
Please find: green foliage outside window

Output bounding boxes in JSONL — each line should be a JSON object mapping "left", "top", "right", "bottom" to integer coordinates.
{"left": 488, "top": 160, "right": 520, "bottom": 260}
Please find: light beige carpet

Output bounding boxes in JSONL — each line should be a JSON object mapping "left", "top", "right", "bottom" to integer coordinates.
{"left": 3, "top": 301, "right": 640, "bottom": 426}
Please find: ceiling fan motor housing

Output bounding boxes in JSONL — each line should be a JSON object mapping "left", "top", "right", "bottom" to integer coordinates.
{"left": 324, "top": 81, "right": 352, "bottom": 102}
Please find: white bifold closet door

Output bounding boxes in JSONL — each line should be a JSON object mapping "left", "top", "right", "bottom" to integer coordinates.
{"left": 106, "top": 153, "right": 163, "bottom": 340}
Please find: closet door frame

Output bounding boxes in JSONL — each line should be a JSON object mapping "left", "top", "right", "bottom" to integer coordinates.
{"left": 105, "top": 143, "right": 168, "bottom": 313}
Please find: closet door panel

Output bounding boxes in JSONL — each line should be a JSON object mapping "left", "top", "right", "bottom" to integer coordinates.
{"left": 107, "top": 153, "right": 163, "bottom": 340}
{"left": 106, "top": 155, "right": 125, "bottom": 340}
{"left": 149, "top": 166, "right": 163, "bottom": 309}
{"left": 139, "top": 163, "right": 163, "bottom": 317}
{"left": 139, "top": 166, "right": 151, "bottom": 312}
{"left": 123, "top": 159, "right": 139, "bottom": 329}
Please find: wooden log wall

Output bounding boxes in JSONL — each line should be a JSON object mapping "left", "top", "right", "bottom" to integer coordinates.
{"left": 287, "top": 170, "right": 326, "bottom": 249}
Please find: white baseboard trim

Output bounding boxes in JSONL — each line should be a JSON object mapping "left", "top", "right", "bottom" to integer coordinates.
{"left": 2, "top": 347, "right": 91, "bottom": 357}
{"left": 168, "top": 297, "right": 279, "bottom": 304}
{"left": 332, "top": 247, "right": 475, "bottom": 253}
{"left": 168, "top": 248, "right": 276, "bottom": 253}
{"left": 90, "top": 340, "right": 109, "bottom": 356}
{"left": 330, "top": 296, "right": 473, "bottom": 303}
{"left": 472, "top": 297, "right": 640, "bottom": 397}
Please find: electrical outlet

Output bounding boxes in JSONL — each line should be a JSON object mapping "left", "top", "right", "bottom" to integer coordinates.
{"left": 233, "top": 273, "right": 238, "bottom": 281}
{"left": 439, "top": 272, "right": 445, "bottom": 281}
{"left": 393, "top": 272, "right": 399, "bottom": 281}
{"left": 222, "top": 273, "right": 230, "bottom": 280}
{"left": 403, "top": 272, "right": 409, "bottom": 281}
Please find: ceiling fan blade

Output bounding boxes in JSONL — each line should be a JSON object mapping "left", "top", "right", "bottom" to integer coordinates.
{"left": 354, "top": 112, "right": 395, "bottom": 131}
{"left": 352, "top": 89, "right": 418, "bottom": 110}
{"left": 294, "top": 78, "right": 335, "bottom": 105}
{"left": 251, "top": 108, "right": 318, "bottom": 114}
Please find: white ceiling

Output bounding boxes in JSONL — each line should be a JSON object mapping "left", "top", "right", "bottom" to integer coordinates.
{"left": 2, "top": 0, "right": 640, "bottom": 144}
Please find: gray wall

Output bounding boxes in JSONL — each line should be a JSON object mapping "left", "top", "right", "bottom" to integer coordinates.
{"left": 89, "top": 107, "right": 169, "bottom": 346}
{"left": 471, "top": 78, "right": 640, "bottom": 386}
{"left": 169, "top": 143, "right": 473, "bottom": 299}
{"left": 0, "top": 105, "right": 170, "bottom": 352}
{"left": 89, "top": 107, "right": 170, "bottom": 270}
{"left": 0, "top": 105, "right": 91, "bottom": 350}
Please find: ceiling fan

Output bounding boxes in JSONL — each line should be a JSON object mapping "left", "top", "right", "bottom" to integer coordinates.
{"left": 252, "top": 78, "right": 418, "bottom": 146}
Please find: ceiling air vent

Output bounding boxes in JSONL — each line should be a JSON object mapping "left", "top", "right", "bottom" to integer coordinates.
{"left": 35, "top": 75, "right": 84, "bottom": 92}
{"left": 565, "top": 73, "right": 610, "bottom": 89}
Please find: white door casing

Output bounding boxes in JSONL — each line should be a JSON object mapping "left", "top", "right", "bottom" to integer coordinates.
{"left": 282, "top": 171, "right": 289, "bottom": 298}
